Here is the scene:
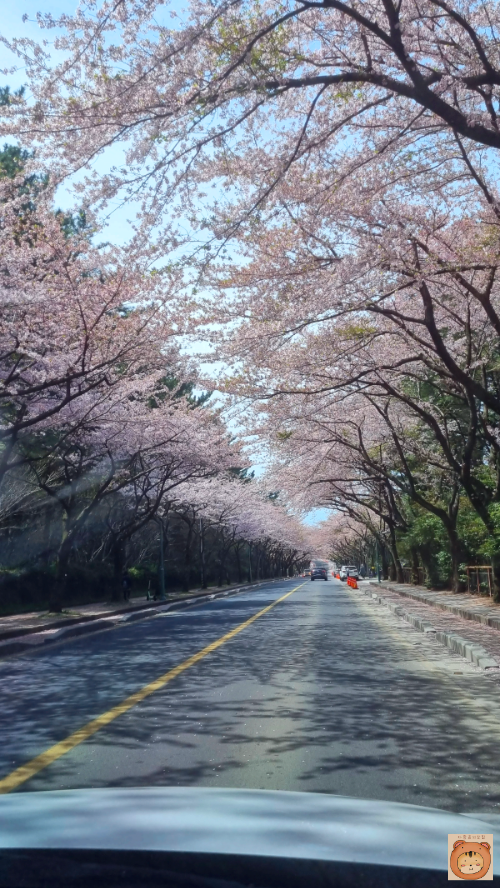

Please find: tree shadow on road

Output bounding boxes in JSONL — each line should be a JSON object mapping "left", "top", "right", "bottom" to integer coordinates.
{"left": 6, "top": 593, "right": 500, "bottom": 813}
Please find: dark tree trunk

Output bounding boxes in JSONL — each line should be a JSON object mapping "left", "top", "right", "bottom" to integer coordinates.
{"left": 199, "top": 518, "right": 207, "bottom": 589}
{"left": 387, "top": 526, "right": 404, "bottom": 583}
{"left": 183, "top": 523, "right": 194, "bottom": 592}
{"left": 421, "top": 543, "right": 440, "bottom": 588}
{"left": 387, "top": 548, "right": 404, "bottom": 583}
{"left": 112, "top": 536, "right": 125, "bottom": 602}
{"left": 50, "top": 540, "right": 71, "bottom": 613}
{"left": 217, "top": 550, "right": 228, "bottom": 587}
{"left": 235, "top": 546, "right": 242, "bottom": 583}
{"left": 40, "top": 503, "right": 54, "bottom": 567}
{"left": 449, "top": 530, "right": 466, "bottom": 593}
{"left": 381, "top": 545, "right": 389, "bottom": 581}
{"left": 395, "top": 560, "right": 404, "bottom": 583}
{"left": 410, "top": 549, "right": 420, "bottom": 584}
{"left": 492, "top": 553, "right": 500, "bottom": 603}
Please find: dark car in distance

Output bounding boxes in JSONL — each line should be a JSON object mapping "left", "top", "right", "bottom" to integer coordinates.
{"left": 311, "top": 566, "right": 328, "bottom": 581}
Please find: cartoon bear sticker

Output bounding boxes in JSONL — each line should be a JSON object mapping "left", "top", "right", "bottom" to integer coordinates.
{"left": 450, "top": 840, "right": 492, "bottom": 880}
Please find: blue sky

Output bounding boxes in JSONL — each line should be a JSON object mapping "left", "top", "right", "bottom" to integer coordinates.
{"left": 1, "top": 3, "right": 69, "bottom": 87}
{"left": 303, "top": 508, "right": 330, "bottom": 526}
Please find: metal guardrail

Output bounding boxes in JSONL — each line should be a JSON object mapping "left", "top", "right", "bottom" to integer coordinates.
{"left": 466, "top": 565, "right": 493, "bottom": 597}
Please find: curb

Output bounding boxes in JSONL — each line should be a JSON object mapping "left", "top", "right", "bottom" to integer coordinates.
{"left": 356, "top": 585, "right": 499, "bottom": 671}
{"left": 0, "top": 579, "right": 286, "bottom": 660}
{"left": 0, "top": 585, "right": 251, "bottom": 643}
{"left": 0, "top": 599, "right": 166, "bottom": 642}
{"left": 376, "top": 582, "right": 500, "bottom": 631}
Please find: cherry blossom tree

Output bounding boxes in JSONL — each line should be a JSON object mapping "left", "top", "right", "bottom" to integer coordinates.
{"left": 5, "top": 0, "right": 500, "bottom": 602}
{"left": 170, "top": 473, "right": 311, "bottom": 582}
{"left": 0, "top": 160, "right": 249, "bottom": 608}
{"left": 3, "top": 0, "right": 500, "bottom": 230}
{"left": 41, "top": 389, "right": 236, "bottom": 609}
{"left": 314, "top": 513, "right": 374, "bottom": 573}
{"left": 258, "top": 361, "right": 488, "bottom": 589}
{"left": 0, "top": 176, "right": 186, "bottom": 484}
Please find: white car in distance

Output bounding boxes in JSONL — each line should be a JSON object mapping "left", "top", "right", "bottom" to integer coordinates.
{"left": 339, "top": 565, "right": 359, "bottom": 580}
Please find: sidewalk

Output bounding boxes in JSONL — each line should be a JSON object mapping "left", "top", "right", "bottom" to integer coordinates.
{"left": 0, "top": 579, "right": 281, "bottom": 659}
{"left": 357, "top": 580, "right": 500, "bottom": 672}
{"left": 0, "top": 590, "right": 206, "bottom": 640}
{"left": 374, "top": 581, "right": 500, "bottom": 630}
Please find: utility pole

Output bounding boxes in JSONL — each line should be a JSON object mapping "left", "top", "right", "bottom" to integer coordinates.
{"left": 248, "top": 541, "right": 252, "bottom": 583}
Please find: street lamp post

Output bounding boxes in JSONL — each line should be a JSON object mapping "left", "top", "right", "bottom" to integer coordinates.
{"left": 376, "top": 538, "right": 381, "bottom": 584}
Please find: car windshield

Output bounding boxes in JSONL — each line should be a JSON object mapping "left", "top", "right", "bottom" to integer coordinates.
{"left": 2, "top": 3, "right": 500, "bottom": 884}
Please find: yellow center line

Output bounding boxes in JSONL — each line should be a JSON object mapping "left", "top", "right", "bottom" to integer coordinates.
{"left": 0, "top": 583, "right": 304, "bottom": 795}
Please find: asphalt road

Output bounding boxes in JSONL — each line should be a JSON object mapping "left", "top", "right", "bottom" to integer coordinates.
{"left": 3, "top": 577, "right": 500, "bottom": 812}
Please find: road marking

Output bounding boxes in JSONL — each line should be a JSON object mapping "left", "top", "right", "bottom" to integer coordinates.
{"left": 0, "top": 583, "right": 303, "bottom": 794}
